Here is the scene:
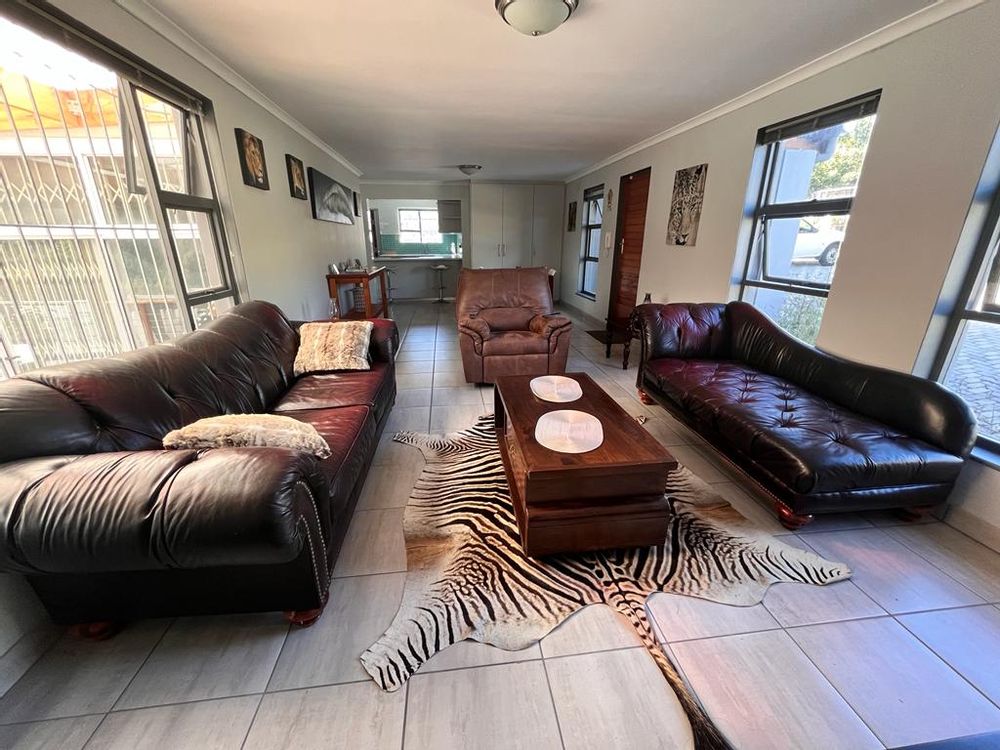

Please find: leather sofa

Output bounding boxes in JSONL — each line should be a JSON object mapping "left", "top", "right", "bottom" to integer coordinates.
{"left": 0, "top": 301, "right": 397, "bottom": 625}
{"left": 456, "top": 267, "right": 572, "bottom": 384}
{"left": 630, "top": 301, "right": 976, "bottom": 528}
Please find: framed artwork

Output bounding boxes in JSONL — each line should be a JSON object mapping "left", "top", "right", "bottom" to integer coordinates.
{"left": 235, "top": 128, "right": 269, "bottom": 190}
{"left": 307, "top": 167, "right": 354, "bottom": 225}
{"left": 567, "top": 201, "right": 577, "bottom": 232}
{"left": 353, "top": 191, "right": 361, "bottom": 217}
{"left": 285, "top": 154, "right": 307, "bottom": 200}
{"left": 666, "top": 163, "right": 708, "bottom": 246}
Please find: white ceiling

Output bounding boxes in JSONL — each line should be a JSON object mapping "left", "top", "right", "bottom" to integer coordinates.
{"left": 145, "top": 0, "right": 935, "bottom": 181}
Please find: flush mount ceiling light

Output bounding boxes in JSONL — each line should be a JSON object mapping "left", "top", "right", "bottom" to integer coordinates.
{"left": 458, "top": 164, "right": 484, "bottom": 176}
{"left": 495, "top": 0, "right": 579, "bottom": 37}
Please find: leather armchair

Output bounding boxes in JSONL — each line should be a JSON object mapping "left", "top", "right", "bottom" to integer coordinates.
{"left": 630, "top": 301, "right": 976, "bottom": 528}
{"left": 456, "top": 267, "right": 572, "bottom": 384}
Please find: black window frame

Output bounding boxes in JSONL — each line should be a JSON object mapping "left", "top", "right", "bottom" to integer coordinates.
{"left": 577, "top": 184, "right": 604, "bottom": 300}
{"left": 930, "top": 184, "right": 1000, "bottom": 455}
{"left": 738, "top": 91, "right": 881, "bottom": 319}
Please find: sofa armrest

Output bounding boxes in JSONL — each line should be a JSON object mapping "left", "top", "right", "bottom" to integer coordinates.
{"left": 0, "top": 448, "right": 331, "bottom": 581}
{"left": 631, "top": 303, "right": 730, "bottom": 362}
{"left": 459, "top": 317, "right": 492, "bottom": 342}
{"left": 368, "top": 318, "right": 399, "bottom": 363}
{"left": 528, "top": 314, "right": 572, "bottom": 338}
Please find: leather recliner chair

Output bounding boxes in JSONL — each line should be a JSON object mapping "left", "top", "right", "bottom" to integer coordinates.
{"left": 456, "top": 267, "right": 572, "bottom": 384}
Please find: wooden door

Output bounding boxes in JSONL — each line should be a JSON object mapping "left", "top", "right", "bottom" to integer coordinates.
{"left": 606, "top": 167, "right": 651, "bottom": 357}
{"left": 500, "top": 185, "right": 534, "bottom": 267}
{"left": 470, "top": 183, "right": 504, "bottom": 267}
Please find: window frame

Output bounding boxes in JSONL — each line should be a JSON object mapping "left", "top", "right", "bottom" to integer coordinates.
{"left": 396, "top": 207, "right": 441, "bottom": 245}
{"left": 738, "top": 92, "right": 881, "bottom": 315}
{"left": 930, "top": 185, "right": 1000, "bottom": 454}
{"left": 577, "top": 184, "right": 604, "bottom": 300}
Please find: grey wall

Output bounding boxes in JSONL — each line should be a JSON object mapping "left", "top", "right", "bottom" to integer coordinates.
{"left": 560, "top": 2, "right": 1000, "bottom": 550}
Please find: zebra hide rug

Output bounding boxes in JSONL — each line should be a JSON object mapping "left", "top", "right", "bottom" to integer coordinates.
{"left": 361, "top": 415, "right": 850, "bottom": 750}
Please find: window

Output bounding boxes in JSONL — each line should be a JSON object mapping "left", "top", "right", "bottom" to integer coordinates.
{"left": 934, "top": 190, "right": 1000, "bottom": 448}
{"left": 578, "top": 185, "right": 603, "bottom": 298}
{"left": 738, "top": 92, "right": 879, "bottom": 343}
{"left": 0, "top": 16, "right": 237, "bottom": 378}
{"left": 398, "top": 209, "right": 441, "bottom": 245}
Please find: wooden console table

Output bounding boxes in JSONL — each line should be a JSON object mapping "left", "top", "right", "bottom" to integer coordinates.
{"left": 327, "top": 267, "right": 389, "bottom": 319}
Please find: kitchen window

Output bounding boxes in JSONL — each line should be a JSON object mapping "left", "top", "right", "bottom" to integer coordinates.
{"left": 738, "top": 91, "right": 879, "bottom": 343}
{"left": 578, "top": 184, "right": 603, "bottom": 299}
{"left": 0, "top": 12, "right": 238, "bottom": 378}
{"left": 398, "top": 208, "right": 442, "bottom": 245}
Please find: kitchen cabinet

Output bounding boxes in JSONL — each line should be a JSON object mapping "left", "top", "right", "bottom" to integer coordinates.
{"left": 470, "top": 183, "right": 565, "bottom": 274}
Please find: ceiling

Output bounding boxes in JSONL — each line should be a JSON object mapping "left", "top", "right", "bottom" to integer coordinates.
{"left": 145, "top": 0, "right": 935, "bottom": 181}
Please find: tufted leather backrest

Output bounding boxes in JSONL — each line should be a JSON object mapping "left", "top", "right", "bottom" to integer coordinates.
{"left": 633, "top": 302, "right": 730, "bottom": 361}
{"left": 726, "top": 302, "right": 977, "bottom": 455}
{"left": 455, "top": 268, "right": 553, "bottom": 331}
{"left": 0, "top": 301, "right": 299, "bottom": 463}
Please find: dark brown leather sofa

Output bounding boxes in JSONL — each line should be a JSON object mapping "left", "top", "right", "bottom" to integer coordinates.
{"left": 0, "top": 301, "right": 397, "bottom": 625}
{"left": 456, "top": 267, "right": 572, "bottom": 384}
{"left": 631, "top": 301, "right": 976, "bottom": 529}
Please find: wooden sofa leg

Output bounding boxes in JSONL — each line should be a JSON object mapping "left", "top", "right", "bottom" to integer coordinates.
{"left": 637, "top": 388, "right": 656, "bottom": 405}
{"left": 69, "top": 621, "right": 123, "bottom": 641}
{"left": 285, "top": 607, "right": 324, "bottom": 628}
{"left": 895, "top": 505, "right": 935, "bottom": 523}
{"left": 775, "top": 503, "right": 814, "bottom": 531}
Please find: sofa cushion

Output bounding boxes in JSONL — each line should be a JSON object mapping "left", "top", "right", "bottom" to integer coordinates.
{"left": 647, "top": 359, "right": 965, "bottom": 494}
{"left": 163, "top": 414, "right": 332, "bottom": 458}
{"left": 273, "top": 363, "right": 392, "bottom": 413}
{"left": 483, "top": 331, "right": 550, "bottom": 357}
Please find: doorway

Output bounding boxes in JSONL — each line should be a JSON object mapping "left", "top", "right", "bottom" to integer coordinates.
{"left": 605, "top": 167, "right": 652, "bottom": 358}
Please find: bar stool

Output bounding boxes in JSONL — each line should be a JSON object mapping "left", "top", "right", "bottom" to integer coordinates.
{"left": 431, "top": 264, "right": 448, "bottom": 303}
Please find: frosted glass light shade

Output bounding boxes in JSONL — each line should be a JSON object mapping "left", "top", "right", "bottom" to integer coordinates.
{"left": 497, "top": 0, "right": 577, "bottom": 37}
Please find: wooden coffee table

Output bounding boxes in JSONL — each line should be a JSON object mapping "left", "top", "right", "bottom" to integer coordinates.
{"left": 494, "top": 372, "right": 677, "bottom": 556}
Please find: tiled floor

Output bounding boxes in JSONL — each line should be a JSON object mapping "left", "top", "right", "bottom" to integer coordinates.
{"left": 2, "top": 301, "right": 1000, "bottom": 750}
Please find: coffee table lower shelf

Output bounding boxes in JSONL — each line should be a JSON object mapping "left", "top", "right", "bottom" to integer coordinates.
{"left": 497, "top": 433, "right": 671, "bottom": 557}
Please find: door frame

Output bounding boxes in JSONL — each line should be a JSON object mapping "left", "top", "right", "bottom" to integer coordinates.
{"left": 605, "top": 166, "right": 652, "bottom": 357}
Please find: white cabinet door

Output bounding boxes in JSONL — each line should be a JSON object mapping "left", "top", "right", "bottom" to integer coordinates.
{"left": 500, "top": 185, "right": 534, "bottom": 268}
{"left": 470, "top": 184, "right": 504, "bottom": 268}
{"left": 531, "top": 184, "right": 565, "bottom": 273}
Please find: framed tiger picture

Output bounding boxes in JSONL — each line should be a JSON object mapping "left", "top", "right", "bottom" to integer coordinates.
{"left": 666, "top": 163, "right": 708, "bottom": 246}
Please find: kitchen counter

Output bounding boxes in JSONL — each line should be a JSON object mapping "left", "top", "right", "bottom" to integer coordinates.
{"left": 377, "top": 255, "right": 463, "bottom": 263}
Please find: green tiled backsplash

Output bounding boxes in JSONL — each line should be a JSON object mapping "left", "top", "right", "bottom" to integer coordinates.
{"left": 378, "top": 233, "right": 462, "bottom": 256}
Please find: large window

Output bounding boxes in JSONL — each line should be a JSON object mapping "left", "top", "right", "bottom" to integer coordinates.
{"left": 0, "top": 16, "right": 237, "bottom": 378}
{"left": 578, "top": 184, "right": 603, "bottom": 299}
{"left": 738, "top": 92, "right": 879, "bottom": 343}
{"left": 934, "top": 190, "right": 1000, "bottom": 448}
{"left": 398, "top": 209, "right": 442, "bottom": 245}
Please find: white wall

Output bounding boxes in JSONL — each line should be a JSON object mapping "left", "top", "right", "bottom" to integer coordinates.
{"left": 51, "top": 0, "right": 368, "bottom": 323}
{"left": 560, "top": 1, "right": 1000, "bottom": 550}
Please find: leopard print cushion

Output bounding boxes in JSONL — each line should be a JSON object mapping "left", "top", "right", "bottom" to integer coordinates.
{"left": 163, "top": 414, "right": 331, "bottom": 458}
{"left": 294, "top": 321, "right": 374, "bottom": 375}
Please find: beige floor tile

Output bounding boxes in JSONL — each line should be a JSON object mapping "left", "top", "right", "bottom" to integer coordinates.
{"left": 245, "top": 682, "right": 405, "bottom": 750}
{"left": 421, "top": 640, "right": 541, "bottom": 673}
{"left": 671, "top": 630, "right": 882, "bottom": 750}
{"left": 0, "top": 621, "right": 168, "bottom": 723}
{"left": 356, "top": 457, "right": 422, "bottom": 510}
{"left": 647, "top": 592, "right": 780, "bottom": 643}
{"left": 396, "top": 372, "right": 433, "bottom": 390}
{"left": 429, "top": 385, "right": 486, "bottom": 406}
{"left": 396, "top": 359, "right": 435, "bottom": 374}
{"left": 0, "top": 624, "right": 62, "bottom": 699}
{"left": 710, "top": 481, "right": 788, "bottom": 535}
{"left": 268, "top": 573, "right": 405, "bottom": 690}
{"left": 804, "top": 528, "right": 984, "bottom": 613}
{"left": 372, "top": 433, "right": 421, "bottom": 467}
{"left": 0, "top": 715, "right": 102, "bottom": 750}
{"left": 884, "top": 522, "right": 1000, "bottom": 602}
{"left": 641, "top": 417, "right": 697, "bottom": 448}
{"left": 385, "top": 405, "right": 430, "bottom": 432}
{"left": 404, "top": 662, "right": 562, "bottom": 750}
{"left": 429, "top": 403, "right": 488, "bottom": 432}
{"left": 546, "top": 647, "right": 693, "bottom": 750}
{"left": 788, "top": 617, "right": 1000, "bottom": 747}
{"left": 88, "top": 696, "right": 258, "bottom": 750}
{"left": 762, "top": 537, "right": 886, "bottom": 627}
{"left": 395, "top": 349, "right": 435, "bottom": 362}
{"left": 400, "top": 339, "right": 434, "bottom": 352}
{"left": 667, "top": 443, "right": 731, "bottom": 484}
{"left": 115, "top": 614, "right": 287, "bottom": 710}
{"left": 794, "top": 513, "right": 874, "bottom": 534}
{"left": 899, "top": 605, "right": 1000, "bottom": 705}
{"left": 393, "top": 387, "right": 432, "bottom": 408}
{"left": 539, "top": 604, "right": 643, "bottom": 658}
{"left": 432, "top": 370, "right": 468, "bottom": 388}
{"left": 332, "top": 509, "right": 406, "bottom": 577}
